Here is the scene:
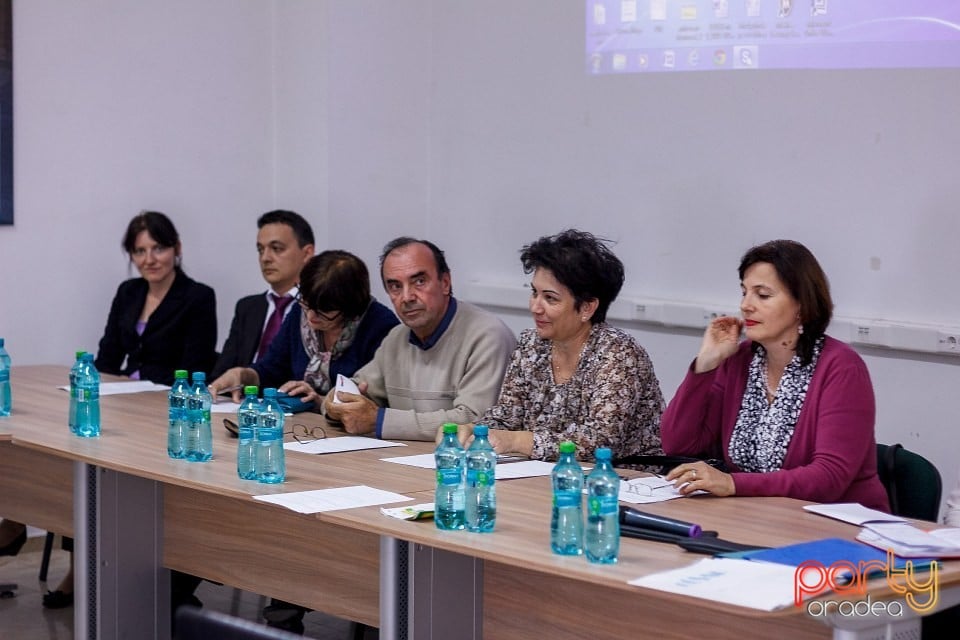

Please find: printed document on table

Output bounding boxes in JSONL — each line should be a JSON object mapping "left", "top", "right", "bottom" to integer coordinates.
{"left": 628, "top": 557, "right": 798, "bottom": 611}
{"left": 58, "top": 381, "right": 170, "bottom": 395}
{"left": 381, "top": 454, "right": 559, "bottom": 479}
{"left": 803, "top": 503, "right": 906, "bottom": 526}
{"left": 284, "top": 437, "right": 406, "bottom": 455}
{"left": 253, "top": 485, "right": 412, "bottom": 514}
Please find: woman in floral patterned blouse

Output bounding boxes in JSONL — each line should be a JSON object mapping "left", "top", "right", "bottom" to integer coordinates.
{"left": 472, "top": 229, "right": 664, "bottom": 461}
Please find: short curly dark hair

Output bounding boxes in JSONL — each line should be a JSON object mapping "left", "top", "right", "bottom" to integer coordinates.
{"left": 520, "top": 229, "right": 625, "bottom": 324}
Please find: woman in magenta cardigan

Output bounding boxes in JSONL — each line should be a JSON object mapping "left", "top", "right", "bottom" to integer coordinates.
{"left": 661, "top": 240, "right": 889, "bottom": 511}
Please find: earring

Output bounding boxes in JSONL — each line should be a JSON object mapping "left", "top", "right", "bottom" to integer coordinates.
{"left": 798, "top": 324, "right": 804, "bottom": 335}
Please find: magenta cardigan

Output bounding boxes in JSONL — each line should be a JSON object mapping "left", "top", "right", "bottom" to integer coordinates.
{"left": 661, "top": 336, "right": 889, "bottom": 511}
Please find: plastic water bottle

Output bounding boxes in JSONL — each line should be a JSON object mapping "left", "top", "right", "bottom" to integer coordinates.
{"left": 550, "top": 441, "right": 583, "bottom": 555}
{"left": 585, "top": 447, "right": 620, "bottom": 564}
{"left": 68, "top": 351, "right": 86, "bottom": 433}
{"left": 185, "top": 372, "right": 213, "bottom": 461}
{"left": 75, "top": 354, "right": 101, "bottom": 437}
{"left": 256, "top": 388, "right": 285, "bottom": 483}
{"left": 166, "top": 369, "right": 190, "bottom": 458}
{"left": 237, "top": 385, "right": 260, "bottom": 479}
{"left": 435, "top": 423, "right": 465, "bottom": 530}
{"left": 465, "top": 424, "right": 496, "bottom": 532}
{"left": 0, "top": 338, "right": 11, "bottom": 417}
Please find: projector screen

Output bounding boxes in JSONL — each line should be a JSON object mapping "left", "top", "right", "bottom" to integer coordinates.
{"left": 586, "top": 1, "right": 960, "bottom": 73}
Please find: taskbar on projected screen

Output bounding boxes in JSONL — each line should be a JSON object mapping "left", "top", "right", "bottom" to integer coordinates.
{"left": 587, "top": 40, "right": 960, "bottom": 73}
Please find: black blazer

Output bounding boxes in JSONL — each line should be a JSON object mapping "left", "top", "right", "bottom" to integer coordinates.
{"left": 95, "top": 269, "right": 218, "bottom": 386}
{"left": 210, "top": 293, "right": 269, "bottom": 379}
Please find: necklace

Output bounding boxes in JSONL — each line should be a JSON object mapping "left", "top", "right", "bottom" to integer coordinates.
{"left": 551, "top": 339, "right": 588, "bottom": 383}
{"left": 761, "top": 361, "right": 777, "bottom": 402}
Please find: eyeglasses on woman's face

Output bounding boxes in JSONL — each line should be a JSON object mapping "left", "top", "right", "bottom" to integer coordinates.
{"left": 296, "top": 293, "right": 342, "bottom": 323}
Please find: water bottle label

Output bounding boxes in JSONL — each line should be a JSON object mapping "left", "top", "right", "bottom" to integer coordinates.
{"left": 0, "top": 371, "right": 8, "bottom": 383}
{"left": 553, "top": 491, "right": 580, "bottom": 508}
{"left": 466, "top": 469, "right": 494, "bottom": 487}
{"left": 78, "top": 388, "right": 99, "bottom": 401}
{"left": 258, "top": 430, "right": 281, "bottom": 442}
{"left": 436, "top": 468, "right": 462, "bottom": 486}
{"left": 588, "top": 495, "right": 619, "bottom": 516}
{"left": 202, "top": 409, "right": 211, "bottom": 421}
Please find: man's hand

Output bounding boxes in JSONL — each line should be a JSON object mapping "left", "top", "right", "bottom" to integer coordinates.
{"left": 329, "top": 381, "right": 378, "bottom": 434}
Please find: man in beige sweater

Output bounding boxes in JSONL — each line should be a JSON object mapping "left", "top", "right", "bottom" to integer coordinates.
{"left": 324, "top": 236, "right": 516, "bottom": 441}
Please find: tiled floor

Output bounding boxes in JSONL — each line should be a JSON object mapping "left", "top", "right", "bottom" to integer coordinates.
{"left": 0, "top": 533, "right": 374, "bottom": 640}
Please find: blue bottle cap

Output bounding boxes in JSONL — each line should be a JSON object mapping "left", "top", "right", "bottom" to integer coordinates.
{"left": 595, "top": 447, "right": 612, "bottom": 461}
{"left": 473, "top": 424, "right": 488, "bottom": 436}
{"left": 263, "top": 388, "right": 278, "bottom": 398}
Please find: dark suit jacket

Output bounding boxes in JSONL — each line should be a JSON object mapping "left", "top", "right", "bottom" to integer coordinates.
{"left": 210, "top": 293, "right": 269, "bottom": 379}
{"left": 95, "top": 269, "right": 218, "bottom": 386}
{"left": 253, "top": 300, "right": 399, "bottom": 392}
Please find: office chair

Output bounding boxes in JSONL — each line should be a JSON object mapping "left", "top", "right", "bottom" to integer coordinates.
{"left": 876, "top": 443, "right": 942, "bottom": 522}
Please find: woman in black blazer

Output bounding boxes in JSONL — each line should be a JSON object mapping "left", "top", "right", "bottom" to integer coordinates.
{"left": 95, "top": 211, "right": 217, "bottom": 385}
{"left": 35, "top": 211, "right": 218, "bottom": 609}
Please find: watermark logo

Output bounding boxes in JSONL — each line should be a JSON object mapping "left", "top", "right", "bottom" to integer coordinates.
{"left": 794, "top": 549, "right": 938, "bottom": 617}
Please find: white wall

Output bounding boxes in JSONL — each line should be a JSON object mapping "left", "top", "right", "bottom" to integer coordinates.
{"left": 2, "top": 1, "right": 957, "bottom": 510}
{"left": 3, "top": 0, "right": 279, "bottom": 365}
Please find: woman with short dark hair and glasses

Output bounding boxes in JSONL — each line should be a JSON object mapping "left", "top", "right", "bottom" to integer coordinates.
{"left": 661, "top": 240, "right": 889, "bottom": 511}
{"left": 210, "top": 250, "right": 398, "bottom": 407}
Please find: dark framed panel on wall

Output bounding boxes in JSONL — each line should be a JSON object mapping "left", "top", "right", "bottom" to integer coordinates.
{"left": 0, "top": 0, "right": 11, "bottom": 225}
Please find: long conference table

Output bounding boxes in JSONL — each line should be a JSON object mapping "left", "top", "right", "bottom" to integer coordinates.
{"left": 1, "top": 365, "right": 959, "bottom": 639}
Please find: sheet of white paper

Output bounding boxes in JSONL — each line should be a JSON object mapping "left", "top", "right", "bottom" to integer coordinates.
{"left": 252, "top": 485, "right": 412, "bottom": 514}
{"left": 803, "top": 503, "right": 906, "bottom": 526}
{"left": 58, "top": 381, "right": 170, "bottom": 395}
{"left": 332, "top": 374, "right": 360, "bottom": 403}
{"left": 628, "top": 557, "right": 799, "bottom": 611}
{"left": 381, "top": 453, "right": 435, "bottom": 469}
{"left": 380, "top": 454, "right": 559, "bottom": 480}
{"left": 284, "top": 437, "right": 406, "bottom": 455}
{"left": 210, "top": 402, "right": 242, "bottom": 414}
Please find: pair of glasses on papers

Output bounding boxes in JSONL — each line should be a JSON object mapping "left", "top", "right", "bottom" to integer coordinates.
{"left": 222, "top": 419, "right": 326, "bottom": 444}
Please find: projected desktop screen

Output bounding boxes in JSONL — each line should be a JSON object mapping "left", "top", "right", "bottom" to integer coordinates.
{"left": 586, "top": 1, "right": 960, "bottom": 73}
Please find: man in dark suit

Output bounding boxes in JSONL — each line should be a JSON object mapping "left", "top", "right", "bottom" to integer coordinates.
{"left": 211, "top": 210, "right": 315, "bottom": 380}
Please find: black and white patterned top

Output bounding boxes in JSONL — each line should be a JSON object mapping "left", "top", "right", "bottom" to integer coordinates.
{"left": 480, "top": 323, "right": 664, "bottom": 461}
{"left": 728, "top": 338, "right": 825, "bottom": 472}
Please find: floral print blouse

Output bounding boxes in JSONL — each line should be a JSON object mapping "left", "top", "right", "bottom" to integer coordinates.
{"left": 480, "top": 323, "right": 664, "bottom": 461}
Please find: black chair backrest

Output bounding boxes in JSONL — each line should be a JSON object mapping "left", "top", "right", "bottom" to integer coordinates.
{"left": 876, "top": 443, "right": 942, "bottom": 522}
{"left": 175, "top": 606, "right": 308, "bottom": 640}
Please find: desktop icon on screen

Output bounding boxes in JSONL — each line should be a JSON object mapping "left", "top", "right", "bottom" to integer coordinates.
{"left": 688, "top": 49, "right": 700, "bottom": 67}
{"left": 638, "top": 53, "right": 649, "bottom": 69}
{"left": 593, "top": 3, "right": 606, "bottom": 25}
{"left": 734, "top": 45, "right": 758, "bottom": 68}
{"left": 612, "top": 53, "right": 627, "bottom": 71}
{"left": 680, "top": 5, "right": 698, "bottom": 20}
{"left": 621, "top": 0, "right": 637, "bottom": 22}
{"left": 778, "top": 0, "right": 792, "bottom": 18}
{"left": 650, "top": 0, "right": 667, "bottom": 21}
{"left": 713, "top": 0, "right": 729, "bottom": 19}
{"left": 663, "top": 49, "right": 676, "bottom": 68}
{"left": 745, "top": 0, "right": 760, "bottom": 18}
{"left": 713, "top": 49, "right": 728, "bottom": 66}
{"left": 811, "top": 0, "right": 827, "bottom": 17}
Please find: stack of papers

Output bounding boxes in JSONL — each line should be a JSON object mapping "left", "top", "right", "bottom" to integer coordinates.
{"left": 858, "top": 523, "right": 960, "bottom": 558}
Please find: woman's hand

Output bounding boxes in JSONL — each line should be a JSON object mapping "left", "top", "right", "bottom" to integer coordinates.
{"left": 208, "top": 367, "right": 256, "bottom": 403}
{"left": 694, "top": 316, "right": 743, "bottom": 373}
{"left": 665, "top": 462, "right": 736, "bottom": 497}
{"left": 278, "top": 379, "right": 322, "bottom": 410}
{"left": 487, "top": 429, "right": 534, "bottom": 457}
